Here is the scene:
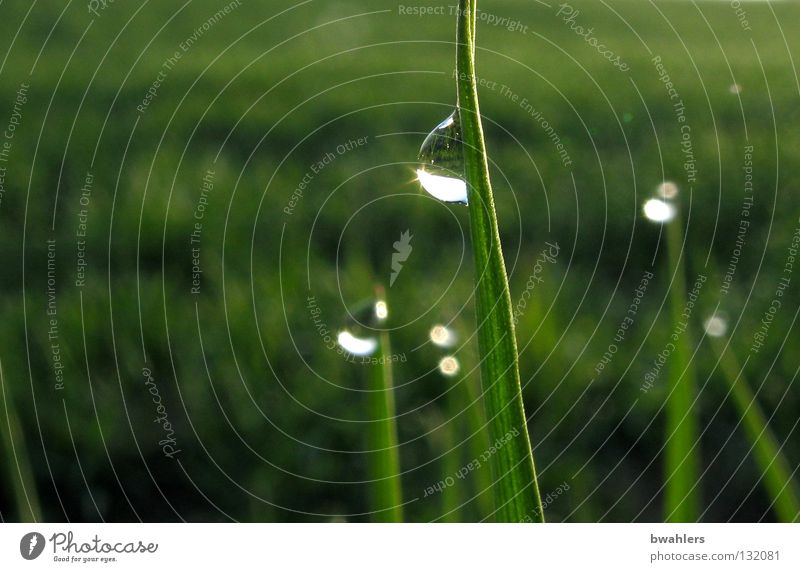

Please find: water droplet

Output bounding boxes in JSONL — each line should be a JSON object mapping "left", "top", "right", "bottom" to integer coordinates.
{"left": 656, "top": 181, "right": 679, "bottom": 199}
{"left": 643, "top": 198, "right": 676, "bottom": 223}
{"left": 704, "top": 315, "right": 728, "bottom": 338}
{"left": 429, "top": 324, "right": 456, "bottom": 348}
{"left": 337, "top": 330, "right": 378, "bottom": 356}
{"left": 438, "top": 356, "right": 460, "bottom": 377}
{"left": 729, "top": 83, "right": 742, "bottom": 95}
{"left": 374, "top": 300, "right": 388, "bottom": 321}
{"left": 336, "top": 296, "right": 388, "bottom": 357}
{"left": 417, "top": 110, "right": 468, "bottom": 205}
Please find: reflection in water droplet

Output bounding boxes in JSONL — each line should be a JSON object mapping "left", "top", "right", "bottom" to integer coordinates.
{"left": 438, "top": 356, "right": 460, "bottom": 376}
{"left": 337, "top": 331, "right": 378, "bottom": 356}
{"left": 657, "top": 181, "right": 679, "bottom": 199}
{"left": 643, "top": 198, "right": 676, "bottom": 223}
{"left": 704, "top": 315, "right": 728, "bottom": 338}
{"left": 374, "top": 300, "right": 388, "bottom": 321}
{"left": 417, "top": 111, "right": 468, "bottom": 205}
{"left": 429, "top": 324, "right": 456, "bottom": 348}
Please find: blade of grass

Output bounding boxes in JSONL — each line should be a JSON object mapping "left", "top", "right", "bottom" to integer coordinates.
{"left": 0, "top": 359, "right": 42, "bottom": 522}
{"left": 455, "top": 0, "right": 543, "bottom": 522}
{"left": 366, "top": 290, "right": 403, "bottom": 522}
{"left": 438, "top": 405, "right": 462, "bottom": 522}
{"left": 462, "top": 368, "right": 495, "bottom": 520}
{"left": 663, "top": 206, "right": 700, "bottom": 521}
{"left": 709, "top": 337, "right": 800, "bottom": 522}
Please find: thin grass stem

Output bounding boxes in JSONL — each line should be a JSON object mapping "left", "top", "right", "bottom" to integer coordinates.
{"left": 455, "top": 0, "right": 543, "bottom": 522}
{"left": 663, "top": 208, "right": 701, "bottom": 521}
{"left": 710, "top": 337, "right": 800, "bottom": 522}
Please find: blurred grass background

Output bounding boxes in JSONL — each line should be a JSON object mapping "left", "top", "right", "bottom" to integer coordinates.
{"left": 0, "top": 0, "right": 799, "bottom": 522}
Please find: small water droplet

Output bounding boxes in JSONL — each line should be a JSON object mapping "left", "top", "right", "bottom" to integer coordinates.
{"left": 417, "top": 110, "right": 468, "bottom": 205}
{"left": 374, "top": 300, "right": 388, "bottom": 321}
{"left": 429, "top": 324, "right": 457, "bottom": 348}
{"left": 729, "top": 83, "right": 742, "bottom": 95}
{"left": 704, "top": 314, "right": 728, "bottom": 338}
{"left": 336, "top": 296, "right": 388, "bottom": 357}
{"left": 438, "top": 356, "right": 460, "bottom": 376}
{"left": 656, "top": 181, "right": 679, "bottom": 199}
{"left": 337, "top": 330, "right": 378, "bottom": 356}
{"left": 643, "top": 198, "right": 676, "bottom": 223}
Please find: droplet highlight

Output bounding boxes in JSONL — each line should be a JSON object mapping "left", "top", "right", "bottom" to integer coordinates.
{"left": 438, "top": 356, "right": 460, "bottom": 377}
{"left": 429, "top": 324, "right": 457, "bottom": 348}
{"left": 337, "top": 330, "right": 378, "bottom": 357}
{"left": 643, "top": 198, "right": 676, "bottom": 223}
{"left": 656, "top": 181, "right": 679, "bottom": 200}
{"left": 704, "top": 315, "right": 728, "bottom": 338}
{"left": 417, "top": 111, "right": 468, "bottom": 205}
{"left": 374, "top": 300, "right": 388, "bottom": 321}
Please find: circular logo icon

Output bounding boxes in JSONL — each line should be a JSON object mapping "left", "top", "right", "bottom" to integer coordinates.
{"left": 20, "top": 532, "right": 45, "bottom": 560}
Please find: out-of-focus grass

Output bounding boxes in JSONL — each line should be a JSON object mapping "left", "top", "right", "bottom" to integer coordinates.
{"left": 367, "top": 301, "right": 403, "bottom": 523}
{"left": 0, "top": 360, "right": 42, "bottom": 522}
{"left": 0, "top": 0, "right": 798, "bottom": 521}
{"left": 709, "top": 336, "right": 800, "bottom": 522}
{"left": 663, "top": 203, "right": 700, "bottom": 522}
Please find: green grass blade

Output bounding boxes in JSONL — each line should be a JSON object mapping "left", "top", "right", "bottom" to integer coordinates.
{"left": 455, "top": 0, "right": 543, "bottom": 522}
{"left": 710, "top": 337, "right": 800, "bottom": 522}
{"left": 463, "top": 370, "right": 495, "bottom": 520}
{"left": 663, "top": 208, "right": 700, "bottom": 521}
{"left": 438, "top": 406, "right": 462, "bottom": 522}
{"left": 0, "top": 360, "right": 42, "bottom": 522}
{"left": 367, "top": 322, "right": 403, "bottom": 522}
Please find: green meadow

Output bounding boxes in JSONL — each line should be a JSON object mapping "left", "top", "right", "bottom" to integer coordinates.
{"left": 0, "top": 0, "right": 799, "bottom": 521}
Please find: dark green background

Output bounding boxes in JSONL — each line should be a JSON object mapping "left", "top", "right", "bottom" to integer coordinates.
{"left": 1, "top": 0, "right": 799, "bottom": 521}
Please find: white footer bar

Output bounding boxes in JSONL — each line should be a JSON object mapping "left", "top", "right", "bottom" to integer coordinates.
{"left": 1, "top": 523, "right": 798, "bottom": 571}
